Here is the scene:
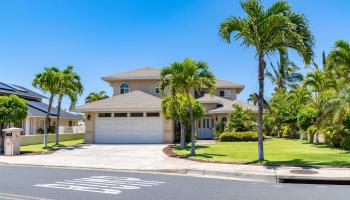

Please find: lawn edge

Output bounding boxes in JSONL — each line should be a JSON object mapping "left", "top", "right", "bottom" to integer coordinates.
{"left": 163, "top": 145, "right": 350, "bottom": 169}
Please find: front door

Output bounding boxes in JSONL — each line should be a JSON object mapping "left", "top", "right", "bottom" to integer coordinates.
{"left": 198, "top": 117, "right": 214, "bottom": 139}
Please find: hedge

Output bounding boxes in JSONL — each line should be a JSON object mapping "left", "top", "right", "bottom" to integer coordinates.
{"left": 219, "top": 131, "right": 270, "bottom": 142}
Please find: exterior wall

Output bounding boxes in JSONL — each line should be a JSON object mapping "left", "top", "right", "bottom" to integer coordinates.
{"left": 110, "top": 80, "right": 160, "bottom": 97}
{"left": 84, "top": 112, "right": 96, "bottom": 144}
{"left": 215, "top": 88, "right": 237, "bottom": 100}
{"left": 20, "top": 133, "right": 84, "bottom": 146}
{"left": 163, "top": 119, "right": 175, "bottom": 143}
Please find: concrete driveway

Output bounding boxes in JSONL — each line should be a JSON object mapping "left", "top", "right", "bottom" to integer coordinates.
{"left": 0, "top": 144, "right": 277, "bottom": 182}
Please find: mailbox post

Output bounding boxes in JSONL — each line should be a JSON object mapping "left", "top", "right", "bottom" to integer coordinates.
{"left": 2, "top": 127, "right": 22, "bottom": 156}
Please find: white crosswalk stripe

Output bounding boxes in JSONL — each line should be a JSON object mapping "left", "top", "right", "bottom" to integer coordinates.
{"left": 35, "top": 176, "right": 165, "bottom": 195}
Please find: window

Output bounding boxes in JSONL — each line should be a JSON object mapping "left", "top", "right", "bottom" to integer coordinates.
{"left": 146, "top": 112, "right": 160, "bottom": 117}
{"left": 207, "top": 118, "right": 210, "bottom": 128}
{"left": 198, "top": 120, "right": 201, "bottom": 128}
{"left": 130, "top": 112, "right": 143, "bottom": 117}
{"left": 219, "top": 90, "right": 232, "bottom": 97}
{"left": 203, "top": 119, "right": 206, "bottom": 128}
{"left": 98, "top": 113, "right": 112, "bottom": 117}
{"left": 120, "top": 83, "right": 130, "bottom": 94}
{"left": 114, "top": 113, "right": 127, "bottom": 117}
{"left": 68, "top": 121, "right": 72, "bottom": 126}
{"left": 154, "top": 82, "right": 160, "bottom": 94}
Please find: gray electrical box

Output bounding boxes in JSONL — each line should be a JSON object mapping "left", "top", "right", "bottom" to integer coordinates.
{"left": 2, "top": 127, "right": 22, "bottom": 156}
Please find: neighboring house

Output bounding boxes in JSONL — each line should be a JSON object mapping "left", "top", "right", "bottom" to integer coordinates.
{"left": 75, "top": 67, "right": 257, "bottom": 144}
{"left": 0, "top": 82, "right": 84, "bottom": 135}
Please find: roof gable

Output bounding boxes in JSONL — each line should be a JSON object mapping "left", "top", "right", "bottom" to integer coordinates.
{"left": 102, "top": 67, "right": 161, "bottom": 81}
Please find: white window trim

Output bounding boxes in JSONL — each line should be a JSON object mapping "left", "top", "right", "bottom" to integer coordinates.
{"left": 120, "top": 82, "right": 130, "bottom": 94}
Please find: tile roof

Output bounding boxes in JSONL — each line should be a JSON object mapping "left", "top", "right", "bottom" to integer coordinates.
{"left": 102, "top": 67, "right": 161, "bottom": 81}
{"left": 101, "top": 67, "right": 245, "bottom": 90}
{"left": 196, "top": 94, "right": 233, "bottom": 106}
{"left": 73, "top": 90, "right": 162, "bottom": 112}
{"left": 208, "top": 100, "right": 258, "bottom": 114}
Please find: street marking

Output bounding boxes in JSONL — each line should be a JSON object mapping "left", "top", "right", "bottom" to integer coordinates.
{"left": 35, "top": 176, "right": 165, "bottom": 195}
{"left": 0, "top": 192, "right": 52, "bottom": 200}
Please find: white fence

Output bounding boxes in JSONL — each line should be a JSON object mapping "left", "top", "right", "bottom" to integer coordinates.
{"left": 58, "top": 126, "right": 85, "bottom": 134}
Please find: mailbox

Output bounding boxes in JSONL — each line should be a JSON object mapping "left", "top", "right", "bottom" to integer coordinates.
{"left": 2, "top": 127, "right": 22, "bottom": 156}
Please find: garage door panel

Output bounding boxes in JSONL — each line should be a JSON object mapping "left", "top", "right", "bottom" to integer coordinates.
{"left": 94, "top": 115, "right": 164, "bottom": 144}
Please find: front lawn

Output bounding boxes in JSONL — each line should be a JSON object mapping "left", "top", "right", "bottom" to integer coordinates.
{"left": 20, "top": 139, "right": 84, "bottom": 153}
{"left": 174, "top": 138, "right": 350, "bottom": 166}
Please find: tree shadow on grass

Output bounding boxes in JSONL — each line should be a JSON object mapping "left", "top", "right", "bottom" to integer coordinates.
{"left": 182, "top": 153, "right": 227, "bottom": 159}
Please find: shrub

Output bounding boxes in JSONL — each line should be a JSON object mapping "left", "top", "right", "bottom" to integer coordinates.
{"left": 219, "top": 131, "right": 269, "bottom": 142}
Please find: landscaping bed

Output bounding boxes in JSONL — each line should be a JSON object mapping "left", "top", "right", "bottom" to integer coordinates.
{"left": 172, "top": 138, "right": 350, "bottom": 167}
{"left": 20, "top": 139, "right": 84, "bottom": 154}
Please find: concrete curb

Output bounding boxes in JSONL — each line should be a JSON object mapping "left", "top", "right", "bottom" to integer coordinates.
{"left": 0, "top": 162, "right": 277, "bottom": 183}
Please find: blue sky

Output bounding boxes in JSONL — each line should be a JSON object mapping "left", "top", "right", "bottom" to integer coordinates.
{"left": 0, "top": 0, "right": 349, "bottom": 110}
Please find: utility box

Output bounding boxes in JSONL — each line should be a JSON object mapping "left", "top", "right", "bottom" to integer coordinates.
{"left": 2, "top": 127, "right": 22, "bottom": 156}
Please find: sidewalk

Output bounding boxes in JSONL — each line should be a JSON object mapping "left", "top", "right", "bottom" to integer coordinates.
{"left": 1, "top": 144, "right": 350, "bottom": 183}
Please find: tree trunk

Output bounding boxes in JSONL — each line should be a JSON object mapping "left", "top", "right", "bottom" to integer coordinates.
{"left": 315, "top": 132, "right": 320, "bottom": 144}
{"left": 44, "top": 95, "right": 54, "bottom": 148}
{"left": 179, "top": 117, "right": 185, "bottom": 148}
{"left": 257, "top": 55, "right": 265, "bottom": 161}
{"left": 55, "top": 95, "right": 63, "bottom": 145}
{"left": 189, "top": 100, "right": 196, "bottom": 156}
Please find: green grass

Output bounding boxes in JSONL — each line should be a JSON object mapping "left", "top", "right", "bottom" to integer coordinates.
{"left": 174, "top": 138, "right": 350, "bottom": 166}
{"left": 20, "top": 139, "right": 84, "bottom": 153}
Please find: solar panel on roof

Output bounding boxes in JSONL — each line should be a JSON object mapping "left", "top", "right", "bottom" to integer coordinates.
{"left": 28, "top": 101, "right": 57, "bottom": 116}
{"left": 0, "top": 82, "right": 15, "bottom": 91}
{"left": 8, "top": 84, "right": 28, "bottom": 93}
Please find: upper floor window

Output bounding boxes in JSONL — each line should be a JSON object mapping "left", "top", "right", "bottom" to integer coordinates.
{"left": 120, "top": 83, "right": 130, "bottom": 94}
{"left": 219, "top": 90, "right": 232, "bottom": 97}
{"left": 154, "top": 82, "right": 160, "bottom": 94}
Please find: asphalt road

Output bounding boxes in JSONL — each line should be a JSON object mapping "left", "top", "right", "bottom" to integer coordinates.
{"left": 0, "top": 165, "right": 349, "bottom": 200}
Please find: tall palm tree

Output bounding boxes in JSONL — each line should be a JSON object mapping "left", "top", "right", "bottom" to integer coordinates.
{"left": 32, "top": 67, "right": 61, "bottom": 147}
{"left": 160, "top": 58, "right": 215, "bottom": 155}
{"left": 266, "top": 52, "right": 303, "bottom": 90}
{"left": 219, "top": 0, "right": 314, "bottom": 161}
{"left": 55, "top": 66, "right": 83, "bottom": 145}
{"left": 85, "top": 91, "right": 109, "bottom": 103}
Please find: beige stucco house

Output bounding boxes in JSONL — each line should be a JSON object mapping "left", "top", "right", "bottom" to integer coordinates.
{"left": 74, "top": 67, "right": 257, "bottom": 144}
{"left": 0, "top": 82, "right": 84, "bottom": 135}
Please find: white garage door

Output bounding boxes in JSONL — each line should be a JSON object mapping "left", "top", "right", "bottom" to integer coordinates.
{"left": 94, "top": 112, "right": 164, "bottom": 144}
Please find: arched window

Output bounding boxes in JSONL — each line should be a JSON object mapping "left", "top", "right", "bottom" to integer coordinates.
{"left": 154, "top": 82, "right": 160, "bottom": 94}
{"left": 120, "top": 83, "right": 130, "bottom": 94}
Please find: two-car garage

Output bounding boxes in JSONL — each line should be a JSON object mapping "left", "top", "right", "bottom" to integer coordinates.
{"left": 74, "top": 90, "right": 173, "bottom": 144}
{"left": 94, "top": 112, "right": 164, "bottom": 144}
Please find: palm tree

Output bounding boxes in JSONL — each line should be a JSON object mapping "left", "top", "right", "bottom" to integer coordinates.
{"left": 219, "top": 0, "right": 314, "bottom": 161}
{"left": 55, "top": 66, "right": 83, "bottom": 145}
{"left": 85, "top": 91, "right": 109, "bottom": 103}
{"left": 162, "top": 94, "right": 188, "bottom": 148}
{"left": 160, "top": 58, "right": 215, "bottom": 155}
{"left": 266, "top": 52, "right": 303, "bottom": 90}
{"left": 32, "top": 67, "right": 60, "bottom": 147}
{"left": 304, "top": 68, "right": 335, "bottom": 143}
{"left": 327, "top": 40, "right": 350, "bottom": 82}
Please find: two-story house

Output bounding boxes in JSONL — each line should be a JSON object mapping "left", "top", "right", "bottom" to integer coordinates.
{"left": 74, "top": 67, "right": 257, "bottom": 144}
{"left": 0, "top": 82, "right": 83, "bottom": 135}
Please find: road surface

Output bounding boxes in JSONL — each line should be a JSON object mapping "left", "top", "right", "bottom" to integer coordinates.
{"left": 0, "top": 164, "right": 349, "bottom": 200}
